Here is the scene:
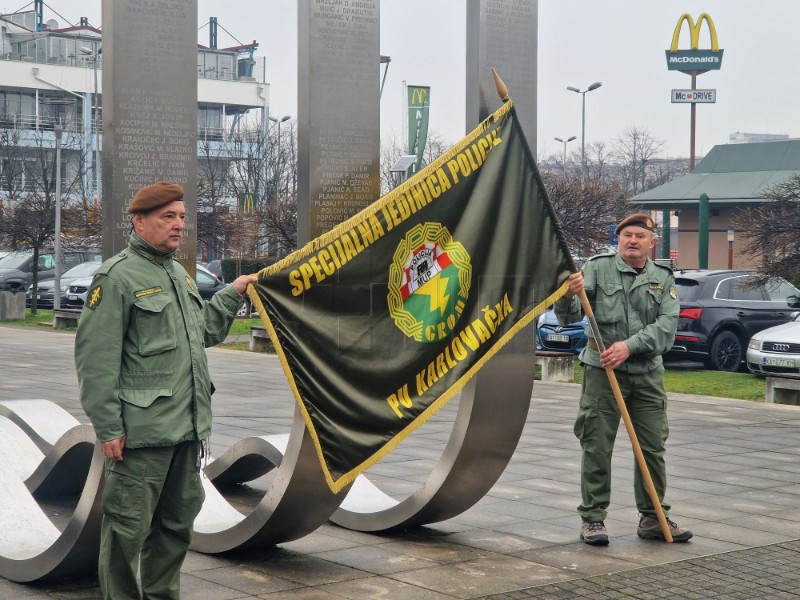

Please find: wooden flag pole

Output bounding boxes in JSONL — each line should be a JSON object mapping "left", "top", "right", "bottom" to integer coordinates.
{"left": 490, "top": 67, "right": 672, "bottom": 542}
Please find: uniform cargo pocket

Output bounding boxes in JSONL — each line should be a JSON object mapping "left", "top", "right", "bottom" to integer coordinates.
{"left": 133, "top": 293, "right": 177, "bottom": 355}
{"left": 119, "top": 386, "right": 173, "bottom": 408}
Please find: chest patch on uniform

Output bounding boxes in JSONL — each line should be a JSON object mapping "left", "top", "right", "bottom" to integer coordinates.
{"left": 86, "top": 285, "right": 103, "bottom": 310}
{"left": 649, "top": 284, "right": 664, "bottom": 291}
{"left": 134, "top": 287, "right": 163, "bottom": 298}
{"left": 185, "top": 276, "right": 195, "bottom": 291}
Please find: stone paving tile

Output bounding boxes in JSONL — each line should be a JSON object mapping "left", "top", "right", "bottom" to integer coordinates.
{"left": 485, "top": 539, "right": 800, "bottom": 600}
{"left": 319, "top": 575, "right": 455, "bottom": 599}
{"left": 311, "top": 544, "right": 437, "bottom": 575}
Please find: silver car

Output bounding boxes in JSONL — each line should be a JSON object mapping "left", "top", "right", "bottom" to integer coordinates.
{"left": 747, "top": 313, "right": 800, "bottom": 377}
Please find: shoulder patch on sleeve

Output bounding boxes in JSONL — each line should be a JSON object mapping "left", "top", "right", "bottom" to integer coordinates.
{"left": 85, "top": 285, "right": 103, "bottom": 310}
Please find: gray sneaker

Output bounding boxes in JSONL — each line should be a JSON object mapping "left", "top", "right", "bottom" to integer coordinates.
{"left": 637, "top": 515, "right": 693, "bottom": 542}
{"left": 580, "top": 519, "right": 609, "bottom": 545}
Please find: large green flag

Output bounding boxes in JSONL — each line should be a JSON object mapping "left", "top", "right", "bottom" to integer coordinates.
{"left": 249, "top": 100, "right": 574, "bottom": 493}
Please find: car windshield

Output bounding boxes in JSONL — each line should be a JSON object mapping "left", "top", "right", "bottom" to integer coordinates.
{"left": 674, "top": 278, "right": 700, "bottom": 302}
{"left": 62, "top": 261, "right": 100, "bottom": 278}
{"left": 0, "top": 252, "right": 30, "bottom": 269}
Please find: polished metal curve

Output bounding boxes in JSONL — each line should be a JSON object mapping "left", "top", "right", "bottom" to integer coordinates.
{"left": 191, "top": 411, "right": 353, "bottom": 554}
{"left": 0, "top": 400, "right": 104, "bottom": 584}
{"left": 331, "top": 346, "right": 535, "bottom": 531}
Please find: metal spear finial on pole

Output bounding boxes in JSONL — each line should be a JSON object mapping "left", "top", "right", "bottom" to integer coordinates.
{"left": 492, "top": 68, "right": 509, "bottom": 102}
{"left": 491, "top": 69, "right": 674, "bottom": 543}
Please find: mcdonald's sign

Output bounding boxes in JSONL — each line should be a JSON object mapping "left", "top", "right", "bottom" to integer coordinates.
{"left": 665, "top": 13, "right": 723, "bottom": 73}
{"left": 409, "top": 86, "right": 429, "bottom": 108}
{"left": 239, "top": 192, "right": 256, "bottom": 213}
{"left": 406, "top": 85, "right": 430, "bottom": 179}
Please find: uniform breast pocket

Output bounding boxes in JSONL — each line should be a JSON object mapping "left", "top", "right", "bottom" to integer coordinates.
{"left": 645, "top": 287, "right": 664, "bottom": 321}
{"left": 596, "top": 282, "right": 623, "bottom": 324}
{"left": 133, "top": 293, "right": 177, "bottom": 356}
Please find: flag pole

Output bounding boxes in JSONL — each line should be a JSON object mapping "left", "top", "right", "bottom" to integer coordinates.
{"left": 490, "top": 68, "right": 673, "bottom": 543}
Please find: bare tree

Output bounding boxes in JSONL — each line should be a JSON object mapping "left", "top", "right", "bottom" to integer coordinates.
{"left": 203, "top": 116, "right": 297, "bottom": 262}
{"left": 540, "top": 168, "right": 627, "bottom": 259}
{"left": 731, "top": 175, "right": 800, "bottom": 286}
{"left": 0, "top": 127, "right": 86, "bottom": 311}
{"left": 612, "top": 126, "right": 665, "bottom": 195}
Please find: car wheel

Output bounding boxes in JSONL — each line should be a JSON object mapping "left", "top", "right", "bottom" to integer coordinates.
{"left": 236, "top": 300, "right": 251, "bottom": 318}
{"left": 706, "top": 331, "right": 743, "bottom": 372}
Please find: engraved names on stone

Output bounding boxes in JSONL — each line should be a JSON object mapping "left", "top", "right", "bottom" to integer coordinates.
{"left": 102, "top": 0, "right": 198, "bottom": 266}
{"left": 298, "top": 0, "right": 380, "bottom": 244}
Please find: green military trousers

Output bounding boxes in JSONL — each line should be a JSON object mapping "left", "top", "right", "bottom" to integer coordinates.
{"left": 574, "top": 365, "right": 670, "bottom": 522}
{"left": 99, "top": 441, "right": 204, "bottom": 600}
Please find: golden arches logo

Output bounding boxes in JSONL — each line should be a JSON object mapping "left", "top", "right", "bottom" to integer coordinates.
{"left": 240, "top": 193, "right": 255, "bottom": 214}
{"left": 670, "top": 12, "right": 719, "bottom": 52}
{"left": 409, "top": 87, "right": 429, "bottom": 107}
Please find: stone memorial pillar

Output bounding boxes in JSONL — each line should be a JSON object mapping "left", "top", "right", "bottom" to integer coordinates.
{"left": 466, "top": 0, "right": 538, "bottom": 145}
{"left": 101, "top": 0, "right": 198, "bottom": 271}
{"left": 297, "top": 0, "right": 381, "bottom": 245}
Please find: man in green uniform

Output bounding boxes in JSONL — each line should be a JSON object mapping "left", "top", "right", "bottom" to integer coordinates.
{"left": 75, "top": 182, "right": 257, "bottom": 599}
{"left": 555, "top": 213, "right": 693, "bottom": 546}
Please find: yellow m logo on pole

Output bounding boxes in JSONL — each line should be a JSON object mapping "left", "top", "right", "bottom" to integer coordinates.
{"left": 671, "top": 13, "right": 719, "bottom": 52}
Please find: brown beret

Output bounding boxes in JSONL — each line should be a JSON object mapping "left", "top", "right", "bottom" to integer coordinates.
{"left": 127, "top": 182, "right": 184, "bottom": 214}
{"left": 615, "top": 213, "right": 655, "bottom": 235}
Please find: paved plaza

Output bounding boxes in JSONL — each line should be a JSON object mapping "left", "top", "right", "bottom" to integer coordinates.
{"left": 1, "top": 325, "right": 800, "bottom": 599}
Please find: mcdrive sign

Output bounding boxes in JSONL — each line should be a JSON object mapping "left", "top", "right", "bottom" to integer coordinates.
{"left": 671, "top": 89, "right": 716, "bottom": 103}
{"left": 665, "top": 13, "right": 723, "bottom": 74}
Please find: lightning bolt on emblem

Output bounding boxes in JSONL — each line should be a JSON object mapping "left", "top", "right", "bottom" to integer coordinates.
{"left": 416, "top": 272, "right": 451, "bottom": 315}
{"left": 86, "top": 286, "right": 103, "bottom": 310}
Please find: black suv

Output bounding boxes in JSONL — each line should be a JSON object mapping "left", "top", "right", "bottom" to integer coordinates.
{"left": 0, "top": 250, "right": 101, "bottom": 293}
{"left": 666, "top": 270, "right": 800, "bottom": 371}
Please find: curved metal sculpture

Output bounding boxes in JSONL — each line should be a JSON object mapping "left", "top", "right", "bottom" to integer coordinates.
{"left": 332, "top": 348, "right": 534, "bottom": 531}
{"left": 0, "top": 401, "right": 104, "bottom": 584}
{"left": 0, "top": 346, "right": 534, "bottom": 579}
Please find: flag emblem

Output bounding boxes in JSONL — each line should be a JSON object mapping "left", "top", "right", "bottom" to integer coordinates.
{"left": 388, "top": 222, "right": 471, "bottom": 343}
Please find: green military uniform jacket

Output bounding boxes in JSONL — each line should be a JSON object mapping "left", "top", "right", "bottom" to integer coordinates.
{"left": 75, "top": 233, "right": 243, "bottom": 447}
{"left": 554, "top": 253, "right": 678, "bottom": 374}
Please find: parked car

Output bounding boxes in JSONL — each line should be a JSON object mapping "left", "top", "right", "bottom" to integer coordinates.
{"left": 536, "top": 309, "right": 589, "bottom": 354}
{"left": 0, "top": 249, "right": 101, "bottom": 293}
{"left": 195, "top": 264, "right": 225, "bottom": 299}
{"left": 666, "top": 269, "right": 800, "bottom": 372}
{"left": 67, "top": 264, "right": 225, "bottom": 309}
{"left": 204, "top": 259, "right": 224, "bottom": 282}
{"left": 746, "top": 313, "right": 800, "bottom": 377}
{"left": 26, "top": 261, "right": 101, "bottom": 308}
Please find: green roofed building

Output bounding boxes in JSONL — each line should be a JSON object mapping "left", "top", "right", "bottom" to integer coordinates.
{"left": 634, "top": 140, "right": 800, "bottom": 269}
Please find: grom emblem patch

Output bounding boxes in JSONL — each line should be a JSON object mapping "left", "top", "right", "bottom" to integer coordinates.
{"left": 388, "top": 222, "right": 472, "bottom": 343}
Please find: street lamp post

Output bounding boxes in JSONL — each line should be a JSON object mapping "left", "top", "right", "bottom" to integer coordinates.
{"left": 269, "top": 115, "right": 290, "bottom": 198}
{"left": 554, "top": 135, "right": 577, "bottom": 173}
{"left": 566, "top": 82, "right": 602, "bottom": 185}
{"left": 79, "top": 46, "right": 101, "bottom": 204}
{"left": 53, "top": 121, "right": 63, "bottom": 310}
{"left": 41, "top": 95, "right": 76, "bottom": 313}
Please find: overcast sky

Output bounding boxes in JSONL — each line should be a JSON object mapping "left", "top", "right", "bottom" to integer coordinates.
{"left": 39, "top": 0, "right": 800, "bottom": 159}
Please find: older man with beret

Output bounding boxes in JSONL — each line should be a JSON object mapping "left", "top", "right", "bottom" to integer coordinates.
{"left": 75, "top": 182, "right": 256, "bottom": 599}
{"left": 555, "top": 213, "right": 692, "bottom": 546}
